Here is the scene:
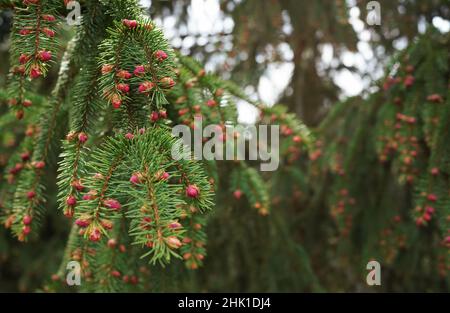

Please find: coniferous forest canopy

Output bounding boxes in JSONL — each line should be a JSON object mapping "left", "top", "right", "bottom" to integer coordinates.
{"left": 0, "top": 0, "right": 448, "bottom": 292}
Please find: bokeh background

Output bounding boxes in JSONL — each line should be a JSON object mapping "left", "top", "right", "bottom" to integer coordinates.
{"left": 0, "top": 0, "right": 449, "bottom": 292}
{"left": 141, "top": 0, "right": 449, "bottom": 125}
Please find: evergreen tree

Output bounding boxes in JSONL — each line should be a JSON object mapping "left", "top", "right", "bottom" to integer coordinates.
{"left": 0, "top": 0, "right": 448, "bottom": 292}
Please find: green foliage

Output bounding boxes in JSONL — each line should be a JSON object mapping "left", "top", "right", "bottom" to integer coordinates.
{"left": 2, "top": 0, "right": 311, "bottom": 292}
{"left": 280, "top": 28, "right": 449, "bottom": 291}
{"left": 0, "top": 0, "right": 448, "bottom": 293}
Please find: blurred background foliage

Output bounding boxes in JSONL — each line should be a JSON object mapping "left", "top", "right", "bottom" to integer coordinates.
{"left": 148, "top": 0, "right": 449, "bottom": 125}
{"left": 0, "top": 0, "right": 449, "bottom": 292}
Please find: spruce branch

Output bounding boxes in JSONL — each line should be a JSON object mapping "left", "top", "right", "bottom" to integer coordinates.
{"left": 3, "top": 36, "right": 76, "bottom": 240}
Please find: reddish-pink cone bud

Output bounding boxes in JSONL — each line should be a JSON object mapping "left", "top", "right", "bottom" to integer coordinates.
{"left": 159, "top": 110, "right": 167, "bottom": 119}
{"left": 104, "top": 199, "right": 122, "bottom": 210}
{"left": 38, "top": 50, "right": 52, "bottom": 62}
{"left": 166, "top": 236, "right": 182, "bottom": 249}
{"left": 196, "top": 254, "right": 204, "bottom": 260}
{"left": 66, "top": 195, "right": 77, "bottom": 206}
{"left": 101, "top": 219, "right": 113, "bottom": 230}
{"left": 22, "top": 225, "right": 31, "bottom": 235}
{"left": 138, "top": 81, "right": 155, "bottom": 93}
{"left": 23, "top": 215, "right": 32, "bottom": 225}
{"left": 160, "top": 77, "right": 175, "bottom": 88}
{"left": 129, "top": 174, "right": 140, "bottom": 185}
{"left": 33, "top": 161, "right": 45, "bottom": 169}
{"left": 206, "top": 99, "right": 216, "bottom": 107}
{"left": 42, "top": 14, "right": 56, "bottom": 21}
{"left": 42, "top": 27, "right": 55, "bottom": 37}
{"left": 89, "top": 228, "right": 101, "bottom": 242}
{"left": 122, "top": 19, "right": 138, "bottom": 29}
{"left": 117, "top": 83, "right": 130, "bottom": 93}
{"left": 19, "top": 28, "right": 32, "bottom": 35}
{"left": 426, "top": 94, "right": 443, "bottom": 103}
{"left": 233, "top": 189, "right": 242, "bottom": 200}
{"left": 403, "top": 75, "right": 415, "bottom": 87}
{"left": 19, "top": 54, "right": 30, "bottom": 64}
{"left": 141, "top": 217, "right": 152, "bottom": 230}
{"left": 154, "top": 50, "right": 168, "bottom": 62}
{"left": 23, "top": 99, "right": 33, "bottom": 107}
{"left": 130, "top": 276, "right": 138, "bottom": 284}
{"left": 75, "top": 218, "right": 90, "bottom": 228}
{"left": 16, "top": 109, "right": 25, "bottom": 120}
{"left": 107, "top": 238, "right": 117, "bottom": 248}
{"left": 183, "top": 253, "right": 192, "bottom": 260}
{"left": 27, "top": 191, "right": 36, "bottom": 199}
{"left": 133, "top": 65, "right": 145, "bottom": 76}
{"left": 64, "top": 207, "right": 74, "bottom": 218}
{"left": 427, "top": 194, "right": 437, "bottom": 202}
{"left": 117, "top": 70, "right": 132, "bottom": 79}
{"left": 430, "top": 167, "right": 439, "bottom": 176}
{"left": 178, "top": 108, "right": 189, "bottom": 116}
{"left": 186, "top": 185, "right": 200, "bottom": 198}
{"left": 293, "top": 136, "right": 302, "bottom": 143}
{"left": 445, "top": 236, "right": 450, "bottom": 245}
{"left": 111, "top": 94, "right": 122, "bottom": 109}
{"left": 30, "top": 66, "right": 42, "bottom": 79}
{"left": 71, "top": 180, "right": 84, "bottom": 191}
{"left": 21, "top": 152, "right": 31, "bottom": 161}
{"left": 78, "top": 132, "right": 88, "bottom": 143}
{"left": 150, "top": 111, "right": 159, "bottom": 122}
{"left": 10, "top": 163, "right": 23, "bottom": 174}
{"left": 169, "top": 222, "right": 182, "bottom": 229}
